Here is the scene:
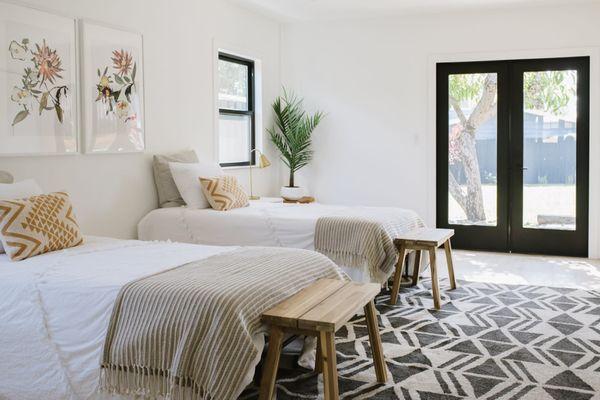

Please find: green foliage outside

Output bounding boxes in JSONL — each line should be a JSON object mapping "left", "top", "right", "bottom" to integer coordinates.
{"left": 449, "top": 70, "right": 575, "bottom": 116}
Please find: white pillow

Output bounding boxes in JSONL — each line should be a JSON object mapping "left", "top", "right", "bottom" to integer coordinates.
{"left": 169, "top": 161, "right": 224, "bottom": 209}
{"left": 0, "top": 179, "right": 43, "bottom": 254}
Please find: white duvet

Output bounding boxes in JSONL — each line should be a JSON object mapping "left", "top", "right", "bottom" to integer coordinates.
{"left": 138, "top": 201, "right": 424, "bottom": 282}
{"left": 0, "top": 236, "right": 236, "bottom": 400}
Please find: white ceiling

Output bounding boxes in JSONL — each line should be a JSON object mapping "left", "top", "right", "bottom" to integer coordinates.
{"left": 230, "top": 0, "right": 598, "bottom": 21}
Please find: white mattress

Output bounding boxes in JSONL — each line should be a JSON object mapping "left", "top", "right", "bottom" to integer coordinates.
{"left": 0, "top": 236, "right": 237, "bottom": 400}
{"left": 138, "top": 201, "right": 423, "bottom": 282}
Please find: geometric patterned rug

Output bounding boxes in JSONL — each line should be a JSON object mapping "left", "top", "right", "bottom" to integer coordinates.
{"left": 241, "top": 279, "right": 600, "bottom": 399}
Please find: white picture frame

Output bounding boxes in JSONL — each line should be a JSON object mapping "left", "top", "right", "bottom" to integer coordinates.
{"left": 0, "top": 2, "right": 78, "bottom": 156}
{"left": 80, "top": 20, "right": 145, "bottom": 154}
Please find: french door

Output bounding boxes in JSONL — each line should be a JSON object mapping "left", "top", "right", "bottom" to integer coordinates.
{"left": 436, "top": 57, "right": 589, "bottom": 257}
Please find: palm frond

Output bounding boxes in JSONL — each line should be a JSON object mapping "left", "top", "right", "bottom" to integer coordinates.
{"left": 268, "top": 88, "right": 324, "bottom": 186}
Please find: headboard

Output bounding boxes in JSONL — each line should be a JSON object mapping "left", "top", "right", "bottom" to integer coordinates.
{"left": 0, "top": 171, "right": 14, "bottom": 184}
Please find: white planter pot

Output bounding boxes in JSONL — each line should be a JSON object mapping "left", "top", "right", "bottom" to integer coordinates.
{"left": 280, "top": 186, "right": 305, "bottom": 201}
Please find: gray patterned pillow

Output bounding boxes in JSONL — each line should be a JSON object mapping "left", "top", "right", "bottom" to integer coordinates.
{"left": 152, "top": 150, "right": 198, "bottom": 208}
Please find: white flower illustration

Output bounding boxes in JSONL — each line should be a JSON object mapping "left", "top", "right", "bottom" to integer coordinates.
{"left": 9, "top": 40, "right": 27, "bottom": 60}
{"left": 10, "top": 86, "right": 31, "bottom": 106}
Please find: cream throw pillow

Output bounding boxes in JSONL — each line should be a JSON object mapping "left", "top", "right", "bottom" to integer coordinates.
{"left": 199, "top": 176, "right": 249, "bottom": 211}
{"left": 0, "top": 192, "right": 83, "bottom": 261}
{"left": 170, "top": 161, "right": 224, "bottom": 209}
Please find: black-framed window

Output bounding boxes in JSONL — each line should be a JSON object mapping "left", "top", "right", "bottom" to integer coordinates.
{"left": 217, "top": 53, "right": 255, "bottom": 167}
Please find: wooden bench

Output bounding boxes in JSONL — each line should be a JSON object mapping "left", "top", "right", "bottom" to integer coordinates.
{"left": 259, "top": 279, "right": 387, "bottom": 400}
{"left": 390, "top": 228, "right": 457, "bottom": 309}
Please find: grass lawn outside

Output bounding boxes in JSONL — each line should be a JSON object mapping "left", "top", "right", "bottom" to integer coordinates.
{"left": 449, "top": 184, "right": 576, "bottom": 230}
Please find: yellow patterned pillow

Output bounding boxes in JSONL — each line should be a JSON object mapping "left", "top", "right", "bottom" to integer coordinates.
{"left": 199, "top": 176, "right": 249, "bottom": 211}
{"left": 0, "top": 192, "right": 83, "bottom": 261}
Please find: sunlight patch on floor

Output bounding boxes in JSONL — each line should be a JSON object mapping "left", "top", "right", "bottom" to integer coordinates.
{"left": 431, "top": 249, "right": 600, "bottom": 290}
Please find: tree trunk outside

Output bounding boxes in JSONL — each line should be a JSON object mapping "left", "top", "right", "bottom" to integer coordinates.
{"left": 458, "top": 129, "right": 486, "bottom": 222}
{"left": 449, "top": 74, "right": 497, "bottom": 224}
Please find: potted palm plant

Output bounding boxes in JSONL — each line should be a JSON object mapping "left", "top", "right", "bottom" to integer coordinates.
{"left": 268, "top": 89, "right": 324, "bottom": 200}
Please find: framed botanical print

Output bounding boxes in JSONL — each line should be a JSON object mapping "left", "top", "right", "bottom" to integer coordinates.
{"left": 80, "top": 21, "right": 145, "bottom": 154}
{"left": 0, "top": 2, "right": 78, "bottom": 156}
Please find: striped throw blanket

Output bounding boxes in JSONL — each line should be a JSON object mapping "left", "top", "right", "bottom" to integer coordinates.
{"left": 100, "top": 247, "right": 347, "bottom": 400}
{"left": 314, "top": 207, "right": 424, "bottom": 283}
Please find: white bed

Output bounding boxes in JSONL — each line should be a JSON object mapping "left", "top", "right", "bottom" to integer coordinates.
{"left": 138, "top": 201, "right": 425, "bottom": 283}
{"left": 0, "top": 236, "right": 254, "bottom": 400}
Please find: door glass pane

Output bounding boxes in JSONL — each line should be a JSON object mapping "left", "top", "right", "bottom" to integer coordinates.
{"left": 448, "top": 73, "right": 498, "bottom": 226}
{"left": 218, "top": 114, "right": 251, "bottom": 164}
{"left": 522, "top": 70, "right": 577, "bottom": 230}
{"left": 218, "top": 59, "right": 248, "bottom": 111}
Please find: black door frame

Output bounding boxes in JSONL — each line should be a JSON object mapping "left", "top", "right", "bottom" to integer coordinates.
{"left": 436, "top": 57, "right": 589, "bottom": 257}
{"left": 508, "top": 57, "right": 589, "bottom": 256}
{"left": 436, "top": 61, "right": 510, "bottom": 252}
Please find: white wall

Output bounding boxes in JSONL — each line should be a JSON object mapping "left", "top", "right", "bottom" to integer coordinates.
{"left": 0, "top": 0, "right": 281, "bottom": 239}
{"left": 281, "top": 3, "right": 600, "bottom": 257}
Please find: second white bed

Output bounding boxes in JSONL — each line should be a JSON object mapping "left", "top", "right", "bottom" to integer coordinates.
{"left": 138, "top": 200, "right": 425, "bottom": 282}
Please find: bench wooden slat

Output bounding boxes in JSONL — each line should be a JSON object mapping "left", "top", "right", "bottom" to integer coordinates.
{"left": 394, "top": 228, "right": 454, "bottom": 247}
{"left": 298, "top": 282, "right": 380, "bottom": 332}
{"left": 262, "top": 279, "right": 345, "bottom": 328}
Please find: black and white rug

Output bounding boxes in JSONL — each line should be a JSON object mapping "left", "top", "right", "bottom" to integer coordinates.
{"left": 242, "top": 279, "right": 600, "bottom": 399}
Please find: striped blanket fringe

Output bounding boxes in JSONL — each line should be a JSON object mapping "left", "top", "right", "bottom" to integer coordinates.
{"left": 317, "top": 247, "right": 389, "bottom": 284}
{"left": 99, "top": 365, "right": 205, "bottom": 399}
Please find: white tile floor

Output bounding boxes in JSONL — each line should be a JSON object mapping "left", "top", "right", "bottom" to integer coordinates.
{"left": 430, "top": 249, "right": 600, "bottom": 291}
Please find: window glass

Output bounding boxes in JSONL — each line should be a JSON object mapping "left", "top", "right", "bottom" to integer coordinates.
{"left": 218, "top": 59, "right": 248, "bottom": 111}
{"left": 218, "top": 114, "right": 251, "bottom": 164}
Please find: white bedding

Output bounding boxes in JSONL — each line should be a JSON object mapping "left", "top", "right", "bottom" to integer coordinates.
{"left": 138, "top": 201, "right": 424, "bottom": 282}
{"left": 0, "top": 236, "right": 237, "bottom": 400}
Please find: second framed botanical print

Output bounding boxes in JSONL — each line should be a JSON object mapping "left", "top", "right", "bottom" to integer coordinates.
{"left": 81, "top": 21, "right": 145, "bottom": 153}
{"left": 0, "top": 2, "right": 78, "bottom": 156}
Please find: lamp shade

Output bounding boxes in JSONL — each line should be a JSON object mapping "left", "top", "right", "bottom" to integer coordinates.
{"left": 257, "top": 153, "right": 271, "bottom": 168}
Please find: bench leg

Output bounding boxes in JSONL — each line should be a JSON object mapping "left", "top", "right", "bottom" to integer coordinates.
{"left": 364, "top": 301, "right": 387, "bottom": 383}
{"left": 315, "top": 335, "right": 323, "bottom": 373}
{"left": 390, "top": 244, "right": 407, "bottom": 305}
{"left": 411, "top": 250, "right": 422, "bottom": 286}
{"left": 319, "top": 331, "right": 339, "bottom": 400}
{"left": 259, "top": 326, "right": 284, "bottom": 400}
{"left": 444, "top": 239, "right": 457, "bottom": 290}
{"left": 428, "top": 248, "right": 441, "bottom": 310}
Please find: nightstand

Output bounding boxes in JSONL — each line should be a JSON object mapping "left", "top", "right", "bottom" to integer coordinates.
{"left": 250, "top": 197, "right": 284, "bottom": 203}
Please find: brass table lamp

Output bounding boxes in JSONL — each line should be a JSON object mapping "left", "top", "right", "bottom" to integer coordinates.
{"left": 249, "top": 149, "right": 271, "bottom": 200}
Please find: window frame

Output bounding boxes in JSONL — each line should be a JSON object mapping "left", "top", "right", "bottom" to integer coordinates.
{"left": 217, "top": 52, "right": 256, "bottom": 167}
